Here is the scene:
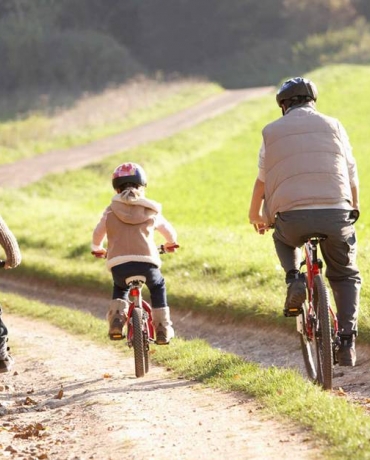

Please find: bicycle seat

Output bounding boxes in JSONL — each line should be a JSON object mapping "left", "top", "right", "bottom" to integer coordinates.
{"left": 125, "top": 275, "right": 146, "bottom": 285}
{"left": 303, "top": 233, "right": 327, "bottom": 242}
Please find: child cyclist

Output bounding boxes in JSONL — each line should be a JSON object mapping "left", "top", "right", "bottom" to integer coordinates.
{"left": 91, "top": 162, "right": 178, "bottom": 345}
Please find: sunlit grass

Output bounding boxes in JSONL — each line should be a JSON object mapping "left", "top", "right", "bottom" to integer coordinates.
{"left": 1, "top": 64, "right": 370, "bottom": 340}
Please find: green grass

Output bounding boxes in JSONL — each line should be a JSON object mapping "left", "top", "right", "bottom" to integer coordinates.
{"left": 1, "top": 64, "right": 370, "bottom": 458}
{"left": 3, "top": 64, "right": 369, "bottom": 336}
{"left": 2, "top": 292, "right": 370, "bottom": 460}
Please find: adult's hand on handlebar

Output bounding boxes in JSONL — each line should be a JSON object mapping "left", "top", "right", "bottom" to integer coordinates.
{"left": 91, "top": 249, "right": 107, "bottom": 258}
{"left": 249, "top": 217, "right": 269, "bottom": 235}
{"left": 253, "top": 223, "right": 270, "bottom": 235}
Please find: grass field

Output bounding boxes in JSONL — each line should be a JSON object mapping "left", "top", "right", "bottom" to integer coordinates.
{"left": 1, "top": 64, "right": 370, "bottom": 459}
{"left": 1, "top": 64, "right": 369, "bottom": 336}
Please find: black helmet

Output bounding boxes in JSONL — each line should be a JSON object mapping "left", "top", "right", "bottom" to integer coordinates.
{"left": 276, "top": 77, "right": 318, "bottom": 108}
{"left": 112, "top": 162, "right": 147, "bottom": 190}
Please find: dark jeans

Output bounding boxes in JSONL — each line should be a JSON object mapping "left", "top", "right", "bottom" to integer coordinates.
{"left": 273, "top": 209, "right": 361, "bottom": 336}
{"left": 111, "top": 261, "right": 167, "bottom": 308}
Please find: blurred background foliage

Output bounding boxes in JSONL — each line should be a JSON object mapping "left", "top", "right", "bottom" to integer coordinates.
{"left": 1, "top": 0, "right": 370, "bottom": 116}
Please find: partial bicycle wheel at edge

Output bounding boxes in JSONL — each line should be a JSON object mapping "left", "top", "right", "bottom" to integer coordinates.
{"left": 313, "top": 274, "right": 333, "bottom": 390}
{"left": 132, "top": 308, "right": 145, "bottom": 378}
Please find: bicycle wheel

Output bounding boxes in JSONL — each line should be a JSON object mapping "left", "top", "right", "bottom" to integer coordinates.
{"left": 299, "top": 304, "right": 318, "bottom": 382}
{"left": 132, "top": 308, "right": 145, "bottom": 378}
{"left": 313, "top": 274, "right": 333, "bottom": 390}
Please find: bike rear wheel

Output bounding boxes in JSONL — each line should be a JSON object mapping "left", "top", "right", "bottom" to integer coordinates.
{"left": 313, "top": 274, "right": 333, "bottom": 390}
{"left": 132, "top": 308, "right": 145, "bottom": 378}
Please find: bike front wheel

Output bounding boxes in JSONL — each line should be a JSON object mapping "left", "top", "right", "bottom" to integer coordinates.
{"left": 299, "top": 304, "right": 318, "bottom": 382}
{"left": 132, "top": 308, "right": 145, "bottom": 378}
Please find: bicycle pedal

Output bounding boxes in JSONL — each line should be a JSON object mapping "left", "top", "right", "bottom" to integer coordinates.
{"left": 284, "top": 308, "right": 302, "bottom": 317}
{"left": 109, "top": 333, "right": 125, "bottom": 341}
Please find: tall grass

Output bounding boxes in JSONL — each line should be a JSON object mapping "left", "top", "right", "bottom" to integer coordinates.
{"left": 1, "top": 64, "right": 369, "bottom": 337}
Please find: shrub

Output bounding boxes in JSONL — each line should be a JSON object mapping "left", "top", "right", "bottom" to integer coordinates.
{"left": 0, "top": 16, "right": 144, "bottom": 93}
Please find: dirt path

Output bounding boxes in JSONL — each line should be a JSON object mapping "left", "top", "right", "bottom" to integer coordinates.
{"left": 0, "top": 315, "right": 323, "bottom": 460}
{"left": 0, "top": 87, "right": 272, "bottom": 188}
{"left": 0, "top": 275, "right": 369, "bottom": 460}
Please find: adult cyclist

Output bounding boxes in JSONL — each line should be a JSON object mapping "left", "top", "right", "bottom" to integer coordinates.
{"left": 248, "top": 77, "right": 361, "bottom": 367}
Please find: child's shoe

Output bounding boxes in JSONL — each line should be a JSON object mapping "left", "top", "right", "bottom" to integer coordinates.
{"left": 107, "top": 299, "right": 129, "bottom": 340}
{"left": 152, "top": 306, "right": 175, "bottom": 345}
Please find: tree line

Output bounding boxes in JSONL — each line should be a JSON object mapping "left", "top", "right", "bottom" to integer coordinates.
{"left": 1, "top": 0, "right": 370, "bottom": 107}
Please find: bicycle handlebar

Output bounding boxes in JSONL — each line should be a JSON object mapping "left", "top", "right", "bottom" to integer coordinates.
{"left": 91, "top": 244, "right": 180, "bottom": 258}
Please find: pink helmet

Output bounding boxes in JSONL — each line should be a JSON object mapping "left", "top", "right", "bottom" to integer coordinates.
{"left": 112, "top": 162, "right": 147, "bottom": 189}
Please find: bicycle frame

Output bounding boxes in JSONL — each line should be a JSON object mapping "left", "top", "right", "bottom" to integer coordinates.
{"left": 126, "top": 277, "right": 155, "bottom": 346}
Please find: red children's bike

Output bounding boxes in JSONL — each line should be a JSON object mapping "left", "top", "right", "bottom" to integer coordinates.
{"left": 92, "top": 244, "right": 178, "bottom": 378}
{"left": 125, "top": 244, "right": 179, "bottom": 378}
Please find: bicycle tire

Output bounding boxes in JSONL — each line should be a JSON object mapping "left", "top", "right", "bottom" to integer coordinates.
{"left": 132, "top": 308, "right": 145, "bottom": 378}
{"left": 313, "top": 274, "right": 333, "bottom": 390}
{"left": 144, "top": 333, "right": 150, "bottom": 374}
{"left": 299, "top": 304, "right": 318, "bottom": 382}
{"left": 142, "top": 318, "right": 150, "bottom": 374}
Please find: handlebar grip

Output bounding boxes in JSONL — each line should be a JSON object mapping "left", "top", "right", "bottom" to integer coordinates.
{"left": 91, "top": 251, "right": 107, "bottom": 259}
{"left": 158, "top": 244, "right": 179, "bottom": 254}
{"left": 0, "top": 260, "right": 5, "bottom": 268}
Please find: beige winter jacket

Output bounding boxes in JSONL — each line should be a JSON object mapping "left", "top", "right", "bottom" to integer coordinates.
{"left": 92, "top": 192, "right": 177, "bottom": 270}
{"left": 262, "top": 106, "right": 353, "bottom": 224}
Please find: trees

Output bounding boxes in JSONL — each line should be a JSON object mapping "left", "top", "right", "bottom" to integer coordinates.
{"left": 0, "top": 0, "right": 370, "bottom": 103}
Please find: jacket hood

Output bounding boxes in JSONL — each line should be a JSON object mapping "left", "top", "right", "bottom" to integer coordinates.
{"left": 110, "top": 192, "right": 161, "bottom": 225}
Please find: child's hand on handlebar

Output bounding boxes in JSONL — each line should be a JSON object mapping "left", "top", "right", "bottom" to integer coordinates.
{"left": 163, "top": 242, "right": 180, "bottom": 253}
{"left": 91, "top": 248, "right": 107, "bottom": 258}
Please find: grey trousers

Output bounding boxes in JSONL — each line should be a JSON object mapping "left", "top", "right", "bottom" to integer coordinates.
{"left": 273, "top": 209, "right": 361, "bottom": 336}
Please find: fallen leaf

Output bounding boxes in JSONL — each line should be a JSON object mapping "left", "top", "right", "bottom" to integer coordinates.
{"left": 24, "top": 396, "right": 37, "bottom": 405}
{"left": 336, "top": 387, "right": 347, "bottom": 396}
